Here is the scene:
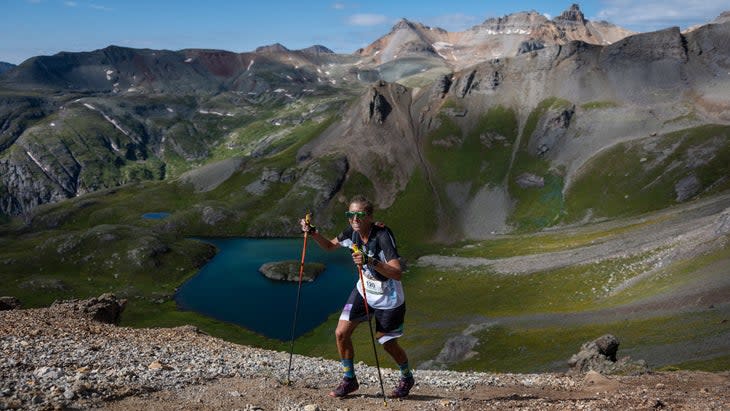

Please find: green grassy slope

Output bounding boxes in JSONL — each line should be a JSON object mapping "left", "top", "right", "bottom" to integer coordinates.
{"left": 564, "top": 125, "right": 730, "bottom": 221}
{"left": 2, "top": 90, "right": 730, "bottom": 375}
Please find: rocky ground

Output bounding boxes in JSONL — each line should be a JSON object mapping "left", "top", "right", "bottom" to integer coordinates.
{"left": 1, "top": 299, "right": 728, "bottom": 410}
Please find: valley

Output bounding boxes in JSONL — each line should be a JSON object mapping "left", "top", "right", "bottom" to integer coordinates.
{"left": 1, "top": 3, "right": 729, "bottom": 379}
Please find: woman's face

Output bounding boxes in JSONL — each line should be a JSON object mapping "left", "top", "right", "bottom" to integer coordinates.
{"left": 347, "top": 202, "right": 372, "bottom": 232}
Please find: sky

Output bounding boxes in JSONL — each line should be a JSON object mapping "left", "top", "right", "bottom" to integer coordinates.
{"left": 1, "top": 0, "right": 728, "bottom": 65}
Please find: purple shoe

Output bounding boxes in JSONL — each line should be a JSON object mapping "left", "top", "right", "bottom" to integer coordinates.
{"left": 328, "top": 376, "right": 359, "bottom": 397}
{"left": 389, "top": 375, "right": 415, "bottom": 398}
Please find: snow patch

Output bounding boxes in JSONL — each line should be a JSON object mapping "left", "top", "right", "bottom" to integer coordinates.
{"left": 166, "top": 107, "right": 174, "bottom": 113}
{"left": 50, "top": 122, "right": 56, "bottom": 127}
{"left": 198, "top": 109, "right": 227, "bottom": 117}
{"left": 185, "top": 58, "right": 193, "bottom": 63}
{"left": 25, "top": 151, "right": 50, "bottom": 173}
{"left": 82, "top": 102, "right": 130, "bottom": 136}
{"left": 247, "top": 59, "right": 254, "bottom": 71}
{"left": 105, "top": 69, "right": 115, "bottom": 80}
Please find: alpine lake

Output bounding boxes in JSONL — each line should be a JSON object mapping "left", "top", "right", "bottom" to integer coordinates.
{"left": 175, "top": 238, "right": 356, "bottom": 340}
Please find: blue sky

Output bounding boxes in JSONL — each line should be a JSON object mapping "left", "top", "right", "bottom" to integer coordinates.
{"left": 2, "top": 0, "right": 728, "bottom": 64}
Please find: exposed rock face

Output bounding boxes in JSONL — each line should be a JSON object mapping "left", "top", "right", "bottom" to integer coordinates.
{"left": 516, "top": 173, "right": 545, "bottom": 188}
{"left": 436, "top": 74, "right": 452, "bottom": 97}
{"left": 51, "top": 293, "right": 126, "bottom": 324}
{"left": 675, "top": 174, "right": 702, "bottom": 202}
{"left": 258, "top": 261, "right": 326, "bottom": 282}
{"left": 568, "top": 334, "right": 649, "bottom": 375}
{"left": 200, "top": 206, "right": 228, "bottom": 226}
{"left": 367, "top": 85, "right": 393, "bottom": 124}
{"left": 0, "top": 296, "right": 21, "bottom": 310}
{"left": 517, "top": 39, "right": 545, "bottom": 54}
{"left": 555, "top": 4, "right": 586, "bottom": 25}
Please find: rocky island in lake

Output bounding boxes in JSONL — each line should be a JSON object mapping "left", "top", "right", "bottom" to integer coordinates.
{"left": 259, "top": 261, "right": 326, "bottom": 282}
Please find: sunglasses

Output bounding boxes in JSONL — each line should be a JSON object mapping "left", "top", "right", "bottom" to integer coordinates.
{"left": 345, "top": 211, "right": 368, "bottom": 219}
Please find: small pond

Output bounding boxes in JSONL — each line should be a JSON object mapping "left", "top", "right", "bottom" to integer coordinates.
{"left": 142, "top": 212, "right": 171, "bottom": 220}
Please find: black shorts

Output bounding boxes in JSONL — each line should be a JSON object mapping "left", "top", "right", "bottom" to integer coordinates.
{"left": 338, "top": 288, "right": 406, "bottom": 344}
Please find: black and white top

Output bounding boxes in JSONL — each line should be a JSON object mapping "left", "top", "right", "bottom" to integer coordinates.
{"left": 337, "top": 224, "right": 405, "bottom": 309}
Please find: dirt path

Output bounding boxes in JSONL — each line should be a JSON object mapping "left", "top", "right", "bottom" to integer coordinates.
{"left": 105, "top": 370, "right": 730, "bottom": 410}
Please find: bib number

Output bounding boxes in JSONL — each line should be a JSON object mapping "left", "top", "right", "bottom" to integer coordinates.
{"left": 363, "top": 275, "right": 385, "bottom": 295}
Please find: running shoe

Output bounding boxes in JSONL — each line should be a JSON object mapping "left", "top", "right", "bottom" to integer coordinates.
{"left": 328, "top": 376, "right": 359, "bottom": 397}
{"left": 389, "top": 375, "right": 415, "bottom": 398}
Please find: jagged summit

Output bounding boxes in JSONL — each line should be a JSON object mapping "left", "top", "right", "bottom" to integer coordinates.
{"left": 355, "top": 3, "right": 635, "bottom": 69}
{"left": 555, "top": 3, "right": 586, "bottom": 24}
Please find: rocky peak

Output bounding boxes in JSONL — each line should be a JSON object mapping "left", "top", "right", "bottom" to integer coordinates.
{"left": 392, "top": 18, "right": 417, "bottom": 32}
{"left": 254, "top": 43, "right": 290, "bottom": 54}
{"left": 300, "top": 45, "right": 334, "bottom": 54}
{"left": 555, "top": 4, "right": 586, "bottom": 24}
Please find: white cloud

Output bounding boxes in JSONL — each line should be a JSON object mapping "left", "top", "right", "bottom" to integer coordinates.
{"left": 64, "top": 1, "right": 78, "bottom": 7}
{"left": 347, "top": 13, "right": 388, "bottom": 26}
{"left": 596, "top": 0, "right": 728, "bottom": 30}
{"left": 332, "top": 2, "right": 345, "bottom": 10}
{"left": 90, "top": 4, "right": 113, "bottom": 11}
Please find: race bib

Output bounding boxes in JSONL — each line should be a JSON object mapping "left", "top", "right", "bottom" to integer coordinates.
{"left": 363, "top": 273, "right": 386, "bottom": 295}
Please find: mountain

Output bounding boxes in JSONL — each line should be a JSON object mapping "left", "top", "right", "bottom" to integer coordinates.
{"left": 355, "top": 4, "right": 635, "bottom": 71}
{"left": 0, "top": 6, "right": 727, "bottom": 233}
{"left": 0, "top": 44, "right": 362, "bottom": 218}
{"left": 0, "top": 62, "right": 15, "bottom": 74}
{"left": 302, "top": 22, "right": 730, "bottom": 239}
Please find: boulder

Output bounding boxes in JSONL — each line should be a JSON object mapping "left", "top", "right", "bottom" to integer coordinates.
{"left": 568, "top": 334, "right": 649, "bottom": 375}
{"left": 259, "top": 261, "right": 326, "bottom": 282}
{"left": 52, "top": 293, "right": 127, "bottom": 324}
{"left": 0, "top": 296, "right": 21, "bottom": 310}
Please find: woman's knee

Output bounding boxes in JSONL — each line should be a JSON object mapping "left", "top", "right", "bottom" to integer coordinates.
{"left": 335, "top": 322, "right": 354, "bottom": 342}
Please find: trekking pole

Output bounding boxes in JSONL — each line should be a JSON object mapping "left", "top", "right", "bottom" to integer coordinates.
{"left": 286, "top": 211, "right": 312, "bottom": 385}
{"left": 352, "top": 244, "right": 387, "bottom": 406}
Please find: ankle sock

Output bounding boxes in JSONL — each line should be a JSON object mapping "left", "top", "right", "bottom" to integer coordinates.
{"left": 341, "top": 358, "right": 355, "bottom": 379}
{"left": 398, "top": 362, "right": 413, "bottom": 379}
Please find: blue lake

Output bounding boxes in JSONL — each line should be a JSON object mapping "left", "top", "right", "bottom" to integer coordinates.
{"left": 142, "top": 212, "right": 171, "bottom": 219}
{"left": 175, "top": 238, "right": 356, "bottom": 340}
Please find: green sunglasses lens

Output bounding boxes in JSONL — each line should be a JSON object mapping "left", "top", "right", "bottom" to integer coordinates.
{"left": 345, "top": 211, "right": 367, "bottom": 219}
